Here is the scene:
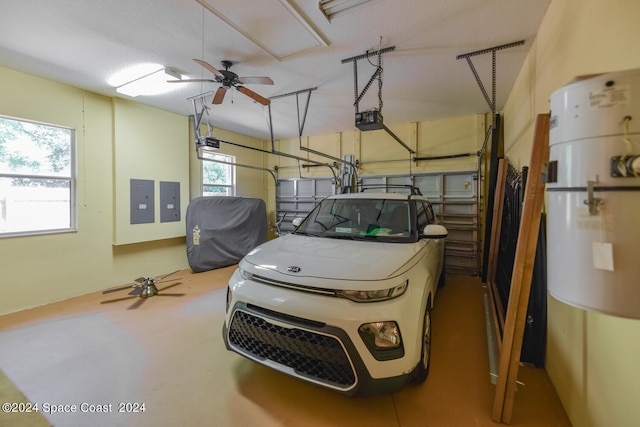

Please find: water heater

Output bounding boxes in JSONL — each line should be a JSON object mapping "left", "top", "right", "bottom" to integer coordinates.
{"left": 548, "top": 68, "right": 640, "bottom": 319}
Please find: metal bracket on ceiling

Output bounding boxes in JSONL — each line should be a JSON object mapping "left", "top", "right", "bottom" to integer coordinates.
{"left": 456, "top": 40, "right": 525, "bottom": 126}
{"left": 187, "top": 88, "right": 341, "bottom": 181}
{"left": 187, "top": 92, "right": 281, "bottom": 187}
{"left": 268, "top": 87, "right": 318, "bottom": 144}
{"left": 266, "top": 87, "right": 355, "bottom": 170}
{"left": 341, "top": 45, "right": 395, "bottom": 115}
{"left": 188, "top": 90, "right": 217, "bottom": 141}
{"left": 341, "top": 45, "right": 414, "bottom": 155}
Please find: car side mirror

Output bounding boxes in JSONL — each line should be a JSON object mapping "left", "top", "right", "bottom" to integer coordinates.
{"left": 291, "top": 217, "right": 304, "bottom": 228}
{"left": 423, "top": 224, "right": 448, "bottom": 239}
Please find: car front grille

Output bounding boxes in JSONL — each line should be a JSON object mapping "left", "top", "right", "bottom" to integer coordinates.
{"left": 227, "top": 309, "right": 356, "bottom": 390}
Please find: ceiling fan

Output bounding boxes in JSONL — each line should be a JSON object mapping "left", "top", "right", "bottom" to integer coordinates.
{"left": 170, "top": 59, "right": 274, "bottom": 105}
{"left": 101, "top": 271, "right": 184, "bottom": 309}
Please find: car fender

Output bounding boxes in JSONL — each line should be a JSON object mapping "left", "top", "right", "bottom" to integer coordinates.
{"left": 404, "top": 249, "right": 437, "bottom": 368}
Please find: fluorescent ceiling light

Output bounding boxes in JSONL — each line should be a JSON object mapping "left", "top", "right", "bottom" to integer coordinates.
{"left": 115, "top": 68, "right": 181, "bottom": 97}
{"left": 279, "top": 0, "right": 329, "bottom": 47}
{"left": 108, "top": 63, "right": 163, "bottom": 86}
{"left": 197, "top": 0, "right": 328, "bottom": 60}
{"left": 319, "top": 0, "right": 374, "bottom": 21}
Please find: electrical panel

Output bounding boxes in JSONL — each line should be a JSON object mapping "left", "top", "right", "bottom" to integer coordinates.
{"left": 130, "top": 179, "right": 154, "bottom": 224}
{"left": 160, "top": 181, "right": 180, "bottom": 223}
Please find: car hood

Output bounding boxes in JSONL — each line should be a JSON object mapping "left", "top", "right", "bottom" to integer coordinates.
{"left": 241, "top": 234, "right": 425, "bottom": 282}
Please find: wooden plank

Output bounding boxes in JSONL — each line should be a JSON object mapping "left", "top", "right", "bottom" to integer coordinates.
{"left": 486, "top": 158, "right": 508, "bottom": 349}
{"left": 491, "top": 114, "right": 550, "bottom": 423}
{"left": 493, "top": 282, "right": 506, "bottom": 337}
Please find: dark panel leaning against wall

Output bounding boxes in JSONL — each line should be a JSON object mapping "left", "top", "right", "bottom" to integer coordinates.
{"left": 495, "top": 161, "right": 547, "bottom": 367}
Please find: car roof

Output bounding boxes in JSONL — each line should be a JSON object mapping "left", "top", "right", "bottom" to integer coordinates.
{"left": 328, "top": 192, "right": 427, "bottom": 201}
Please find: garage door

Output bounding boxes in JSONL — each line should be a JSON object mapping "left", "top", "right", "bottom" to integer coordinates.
{"left": 276, "top": 171, "right": 479, "bottom": 276}
{"left": 360, "top": 172, "right": 479, "bottom": 276}
{"left": 275, "top": 177, "right": 335, "bottom": 234}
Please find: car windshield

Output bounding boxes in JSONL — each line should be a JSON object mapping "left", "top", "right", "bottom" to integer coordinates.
{"left": 294, "top": 198, "right": 414, "bottom": 242}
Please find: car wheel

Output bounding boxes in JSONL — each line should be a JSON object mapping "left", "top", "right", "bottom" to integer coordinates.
{"left": 438, "top": 265, "right": 446, "bottom": 288}
{"left": 411, "top": 298, "right": 432, "bottom": 384}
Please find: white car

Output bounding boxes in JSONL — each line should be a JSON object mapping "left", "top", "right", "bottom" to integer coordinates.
{"left": 222, "top": 189, "right": 447, "bottom": 395}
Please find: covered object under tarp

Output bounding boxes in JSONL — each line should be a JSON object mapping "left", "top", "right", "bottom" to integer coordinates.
{"left": 186, "top": 196, "right": 268, "bottom": 272}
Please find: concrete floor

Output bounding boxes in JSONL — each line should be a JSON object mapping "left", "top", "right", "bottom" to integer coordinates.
{"left": 0, "top": 267, "right": 571, "bottom": 427}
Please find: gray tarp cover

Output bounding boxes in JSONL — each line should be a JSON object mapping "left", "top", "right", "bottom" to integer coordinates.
{"left": 186, "top": 196, "right": 267, "bottom": 272}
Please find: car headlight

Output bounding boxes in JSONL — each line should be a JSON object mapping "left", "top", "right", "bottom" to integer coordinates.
{"left": 359, "top": 321, "right": 402, "bottom": 349}
{"left": 358, "top": 320, "right": 405, "bottom": 360}
{"left": 336, "top": 280, "right": 407, "bottom": 302}
{"left": 239, "top": 267, "right": 253, "bottom": 280}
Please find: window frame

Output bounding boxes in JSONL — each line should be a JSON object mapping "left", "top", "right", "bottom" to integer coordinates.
{"left": 0, "top": 115, "right": 76, "bottom": 238}
{"left": 201, "top": 152, "right": 236, "bottom": 196}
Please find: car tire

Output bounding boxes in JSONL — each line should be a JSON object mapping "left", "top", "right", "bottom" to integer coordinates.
{"left": 438, "top": 265, "right": 446, "bottom": 288}
{"left": 410, "top": 298, "right": 432, "bottom": 384}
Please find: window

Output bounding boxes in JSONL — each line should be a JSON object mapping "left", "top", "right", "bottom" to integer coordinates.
{"left": 297, "top": 198, "right": 413, "bottom": 242}
{"left": 0, "top": 116, "right": 75, "bottom": 237}
{"left": 424, "top": 202, "right": 435, "bottom": 224}
{"left": 415, "top": 201, "right": 428, "bottom": 232}
{"left": 415, "top": 201, "right": 436, "bottom": 234}
{"left": 202, "top": 152, "right": 235, "bottom": 196}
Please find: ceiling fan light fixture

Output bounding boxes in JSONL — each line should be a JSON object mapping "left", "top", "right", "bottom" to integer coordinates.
{"left": 116, "top": 67, "right": 181, "bottom": 97}
{"left": 319, "top": 0, "right": 374, "bottom": 21}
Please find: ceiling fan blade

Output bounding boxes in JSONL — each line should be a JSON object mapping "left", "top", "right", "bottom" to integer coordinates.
{"left": 167, "top": 78, "right": 217, "bottom": 83}
{"left": 212, "top": 87, "right": 227, "bottom": 104}
{"left": 237, "top": 76, "right": 274, "bottom": 85}
{"left": 128, "top": 286, "right": 145, "bottom": 296}
{"left": 134, "top": 277, "right": 147, "bottom": 283}
{"left": 236, "top": 86, "right": 270, "bottom": 105}
{"left": 102, "top": 284, "right": 134, "bottom": 294}
{"left": 194, "top": 59, "right": 223, "bottom": 77}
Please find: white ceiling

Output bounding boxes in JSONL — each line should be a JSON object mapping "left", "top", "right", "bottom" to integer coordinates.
{"left": 0, "top": 0, "right": 550, "bottom": 140}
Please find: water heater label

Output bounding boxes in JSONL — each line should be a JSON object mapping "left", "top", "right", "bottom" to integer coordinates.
{"left": 592, "top": 242, "right": 614, "bottom": 271}
{"left": 589, "top": 84, "right": 630, "bottom": 110}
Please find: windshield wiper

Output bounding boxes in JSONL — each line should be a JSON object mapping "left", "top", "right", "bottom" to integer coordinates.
{"left": 325, "top": 234, "right": 373, "bottom": 241}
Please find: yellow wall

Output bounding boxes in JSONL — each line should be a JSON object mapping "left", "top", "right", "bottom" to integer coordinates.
{"left": 113, "top": 98, "right": 190, "bottom": 245}
{"left": 189, "top": 126, "right": 269, "bottom": 199}
{"left": 8, "top": 6, "right": 638, "bottom": 423}
{"left": 273, "top": 115, "right": 486, "bottom": 179}
{"left": 212, "top": 128, "right": 270, "bottom": 200}
{"left": 0, "top": 65, "right": 268, "bottom": 315}
{"left": 502, "top": 0, "right": 640, "bottom": 426}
